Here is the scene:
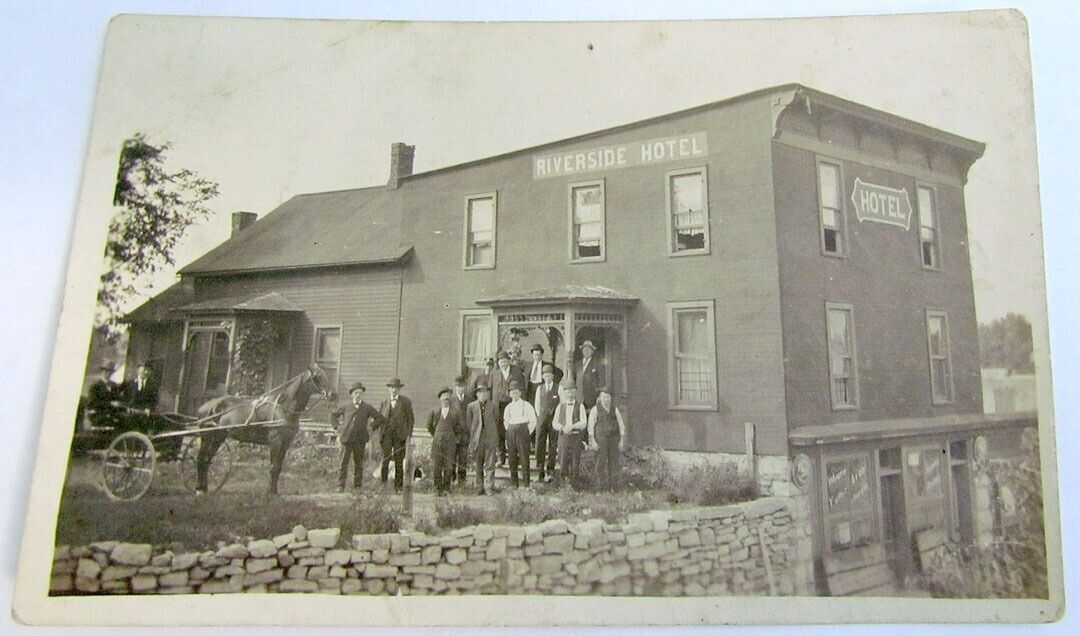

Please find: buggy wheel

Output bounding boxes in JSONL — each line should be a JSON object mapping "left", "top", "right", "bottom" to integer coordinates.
{"left": 180, "top": 437, "right": 237, "bottom": 493}
{"left": 102, "top": 431, "right": 157, "bottom": 501}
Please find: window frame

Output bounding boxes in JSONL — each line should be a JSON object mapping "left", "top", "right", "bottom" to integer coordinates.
{"left": 816, "top": 157, "right": 848, "bottom": 258}
{"left": 666, "top": 300, "right": 718, "bottom": 411}
{"left": 824, "top": 301, "right": 860, "bottom": 410}
{"left": 925, "top": 310, "right": 956, "bottom": 405}
{"left": 459, "top": 309, "right": 495, "bottom": 373}
{"left": 665, "top": 165, "right": 711, "bottom": 257}
{"left": 567, "top": 178, "right": 607, "bottom": 263}
{"left": 916, "top": 182, "right": 943, "bottom": 271}
{"left": 462, "top": 191, "right": 498, "bottom": 270}
{"left": 312, "top": 324, "right": 344, "bottom": 391}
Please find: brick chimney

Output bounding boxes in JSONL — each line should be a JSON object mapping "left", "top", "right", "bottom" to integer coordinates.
{"left": 387, "top": 142, "right": 415, "bottom": 189}
{"left": 231, "top": 211, "right": 257, "bottom": 237}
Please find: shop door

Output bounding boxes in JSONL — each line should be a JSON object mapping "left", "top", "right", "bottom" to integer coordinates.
{"left": 877, "top": 448, "right": 910, "bottom": 580}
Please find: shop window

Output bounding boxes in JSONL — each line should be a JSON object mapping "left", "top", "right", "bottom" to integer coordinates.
{"left": 666, "top": 167, "right": 710, "bottom": 255}
{"left": 569, "top": 180, "right": 605, "bottom": 262}
{"left": 823, "top": 455, "right": 877, "bottom": 551}
{"left": 817, "top": 160, "right": 846, "bottom": 256}
{"left": 464, "top": 193, "right": 497, "bottom": 269}
{"left": 825, "top": 302, "right": 859, "bottom": 409}
{"left": 314, "top": 326, "right": 342, "bottom": 390}
{"left": 667, "top": 301, "right": 717, "bottom": 409}
{"left": 460, "top": 311, "right": 494, "bottom": 371}
{"left": 926, "top": 311, "right": 955, "bottom": 404}
{"left": 905, "top": 447, "right": 948, "bottom": 533}
{"left": 917, "top": 185, "right": 941, "bottom": 270}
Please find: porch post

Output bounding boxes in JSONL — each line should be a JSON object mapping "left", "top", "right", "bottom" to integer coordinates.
{"left": 564, "top": 308, "right": 576, "bottom": 381}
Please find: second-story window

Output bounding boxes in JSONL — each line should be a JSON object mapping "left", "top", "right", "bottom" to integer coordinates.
{"left": 926, "top": 311, "right": 955, "bottom": 404}
{"left": 918, "top": 185, "right": 941, "bottom": 269}
{"left": 569, "top": 180, "right": 605, "bottom": 262}
{"left": 817, "top": 160, "right": 846, "bottom": 256}
{"left": 464, "top": 193, "right": 496, "bottom": 269}
{"left": 826, "top": 302, "right": 858, "bottom": 409}
{"left": 667, "top": 167, "right": 710, "bottom": 255}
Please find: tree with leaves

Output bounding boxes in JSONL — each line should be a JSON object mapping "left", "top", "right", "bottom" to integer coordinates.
{"left": 97, "top": 133, "right": 219, "bottom": 337}
{"left": 978, "top": 313, "right": 1035, "bottom": 375}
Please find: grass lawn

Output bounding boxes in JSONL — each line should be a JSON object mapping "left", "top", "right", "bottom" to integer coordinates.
{"left": 54, "top": 434, "right": 756, "bottom": 552}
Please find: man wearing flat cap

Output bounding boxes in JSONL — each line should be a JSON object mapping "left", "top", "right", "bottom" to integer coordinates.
{"left": 428, "top": 387, "right": 464, "bottom": 496}
{"left": 331, "top": 382, "right": 385, "bottom": 492}
{"left": 378, "top": 378, "right": 414, "bottom": 491}
{"left": 503, "top": 380, "right": 538, "bottom": 488}
{"left": 466, "top": 381, "right": 502, "bottom": 495}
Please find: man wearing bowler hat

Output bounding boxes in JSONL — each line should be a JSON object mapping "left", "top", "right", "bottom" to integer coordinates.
{"left": 490, "top": 351, "right": 524, "bottom": 466}
{"left": 466, "top": 382, "right": 502, "bottom": 495}
{"left": 331, "top": 382, "right": 385, "bottom": 492}
{"left": 427, "top": 387, "right": 464, "bottom": 496}
{"left": 377, "top": 377, "right": 414, "bottom": 491}
{"left": 533, "top": 362, "right": 561, "bottom": 483}
{"left": 449, "top": 375, "right": 473, "bottom": 485}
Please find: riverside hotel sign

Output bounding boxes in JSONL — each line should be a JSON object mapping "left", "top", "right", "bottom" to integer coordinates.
{"left": 533, "top": 132, "right": 708, "bottom": 179}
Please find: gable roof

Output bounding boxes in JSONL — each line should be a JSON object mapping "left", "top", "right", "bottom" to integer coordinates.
{"left": 179, "top": 186, "right": 411, "bottom": 276}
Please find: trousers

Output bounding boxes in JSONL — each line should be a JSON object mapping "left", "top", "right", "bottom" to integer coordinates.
{"left": 474, "top": 442, "right": 499, "bottom": 490}
{"left": 557, "top": 431, "right": 583, "bottom": 487}
{"left": 431, "top": 433, "right": 457, "bottom": 493}
{"left": 535, "top": 420, "right": 558, "bottom": 478}
{"left": 380, "top": 437, "right": 406, "bottom": 489}
{"left": 506, "top": 423, "right": 531, "bottom": 487}
{"left": 337, "top": 443, "right": 365, "bottom": 488}
{"left": 595, "top": 433, "right": 621, "bottom": 490}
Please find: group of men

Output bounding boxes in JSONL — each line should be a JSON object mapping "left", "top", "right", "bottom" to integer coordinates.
{"left": 83, "top": 361, "right": 160, "bottom": 431}
{"left": 331, "top": 339, "right": 628, "bottom": 496}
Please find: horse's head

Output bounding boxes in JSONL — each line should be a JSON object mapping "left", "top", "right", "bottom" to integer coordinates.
{"left": 306, "top": 363, "right": 336, "bottom": 402}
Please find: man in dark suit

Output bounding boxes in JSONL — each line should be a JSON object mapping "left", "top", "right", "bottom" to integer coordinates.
{"left": 331, "top": 382, "right": 385, "bottom": 492}
{"left": 427, "top": 387, "right": 465, "bottom": 496}
{"left": 86, "top": 362, "right": 123, "bottom": 429}
{"left": 574, "top": 339, "right": 606, "bottom": 410}
{"left": 448, "top": 375, "right": 472, "bottom": 485}
{"left": 467, "top": 358, "right": 495, "bottom": 400}
{"left": 489, "top": 351, "right": 524, "bottom": 466}
{"left": 524, "top": 344, "right": 547, "bottom": 404}
{"left": 532, "top": 363, "right": 561, "bottom": 482}
{"left": 122, "top": 362, "right": 160, "bottom": 412}
{"left": 466, "top": 382, "right": 501, "bottom": 495}
{"left": 377, "top": 377, "right": 414, "bottom": 491}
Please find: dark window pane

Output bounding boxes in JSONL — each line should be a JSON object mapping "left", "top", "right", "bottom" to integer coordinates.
{"left": 824, "top": 228, "right": 838, "bottom": 253}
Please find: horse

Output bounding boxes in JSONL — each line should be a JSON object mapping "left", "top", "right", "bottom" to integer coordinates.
{"left": 194, "top": 364, "right": 335, "bottom": 495}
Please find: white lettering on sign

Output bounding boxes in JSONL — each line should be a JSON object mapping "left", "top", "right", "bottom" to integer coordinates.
{"left": 533, "top": 132, "right": 707, "bottom": 179}
{"left": 850, "top": 178, "right": 914, "bottom": 230}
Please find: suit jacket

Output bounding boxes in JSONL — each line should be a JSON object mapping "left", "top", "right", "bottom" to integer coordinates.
{"left": 575, "top": 358, "right": 606, "bottom": 407}
{"left": 122, "top": 378, "right": 160, "bottom": 411}
{"left": 377, "top": 395, "right": 414, "bottom": 445}
{"left": 466, "top": 399, "right": 501, "bottom": 455}
{"left": 533, "top": 380, "right": 561, "bottom": 427}
{"left": 427, "top": 406, "right": 464, "bottom": 440}
{"left": 449, "top": 390, "right": 472, "bottom": 442}
{"left": 467, "top": 371, "right": 493, "bottom": 399}
{"left": 490, "top": 366, "right": 525, "bottom": 405}
{"left": 332, "top": 401, "right": 384, "bottom": 447}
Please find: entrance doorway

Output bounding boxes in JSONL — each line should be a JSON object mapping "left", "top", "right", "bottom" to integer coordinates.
{"left": 877, "top": 448, "right": 910, "bottom": 579}
{"left": 179, "top": 326, "right": 232, "bottom": 414}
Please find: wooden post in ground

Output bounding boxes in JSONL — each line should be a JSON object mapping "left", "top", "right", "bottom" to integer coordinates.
{"left": 402, "top": 438, "right": 414, "bottom": 517}
{"left": 744, "top": 422, "right": 757, "bottom": 480}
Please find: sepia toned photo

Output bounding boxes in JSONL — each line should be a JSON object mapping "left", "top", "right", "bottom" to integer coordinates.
{"left": 13, "top": 10, "right": 1062, "bottom": 625}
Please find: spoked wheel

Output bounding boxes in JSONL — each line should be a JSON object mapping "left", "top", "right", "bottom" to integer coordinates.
{"left": 102, "top": 431, "right": 157, "bottom": 501}
{"left": 180, "top": 436, "right": 238, "bottom": 494}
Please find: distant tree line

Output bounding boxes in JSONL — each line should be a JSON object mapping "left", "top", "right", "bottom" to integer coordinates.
{"left": 978, "top": 313, "right": 1034, "bottom": 375}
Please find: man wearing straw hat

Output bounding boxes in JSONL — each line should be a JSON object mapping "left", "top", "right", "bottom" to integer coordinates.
{"left": 377, "top": 377, "right": 414, "bottom": 492}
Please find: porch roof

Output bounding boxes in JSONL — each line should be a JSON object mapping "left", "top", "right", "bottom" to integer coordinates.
{"left": 175, "top": 291, "right": 304, "bottom": 315}
{"left": 475, "top": 285, "right": 639, "bottom": 308}
{"left": 788, "top": 411, "right": 1038, "bottom": 447}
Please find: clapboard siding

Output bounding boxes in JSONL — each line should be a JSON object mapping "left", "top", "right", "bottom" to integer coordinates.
{"left": 191, "top": 267, "right": 403, "bottom": 405}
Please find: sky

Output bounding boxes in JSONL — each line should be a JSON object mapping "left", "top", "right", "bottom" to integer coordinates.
{"left": 77, "top": 13, "right": 1043, "bottom": 326}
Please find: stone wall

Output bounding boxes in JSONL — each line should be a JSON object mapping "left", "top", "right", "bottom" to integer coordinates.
{"left": 50, "top": 496, "right": 814, "bottom": 597}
